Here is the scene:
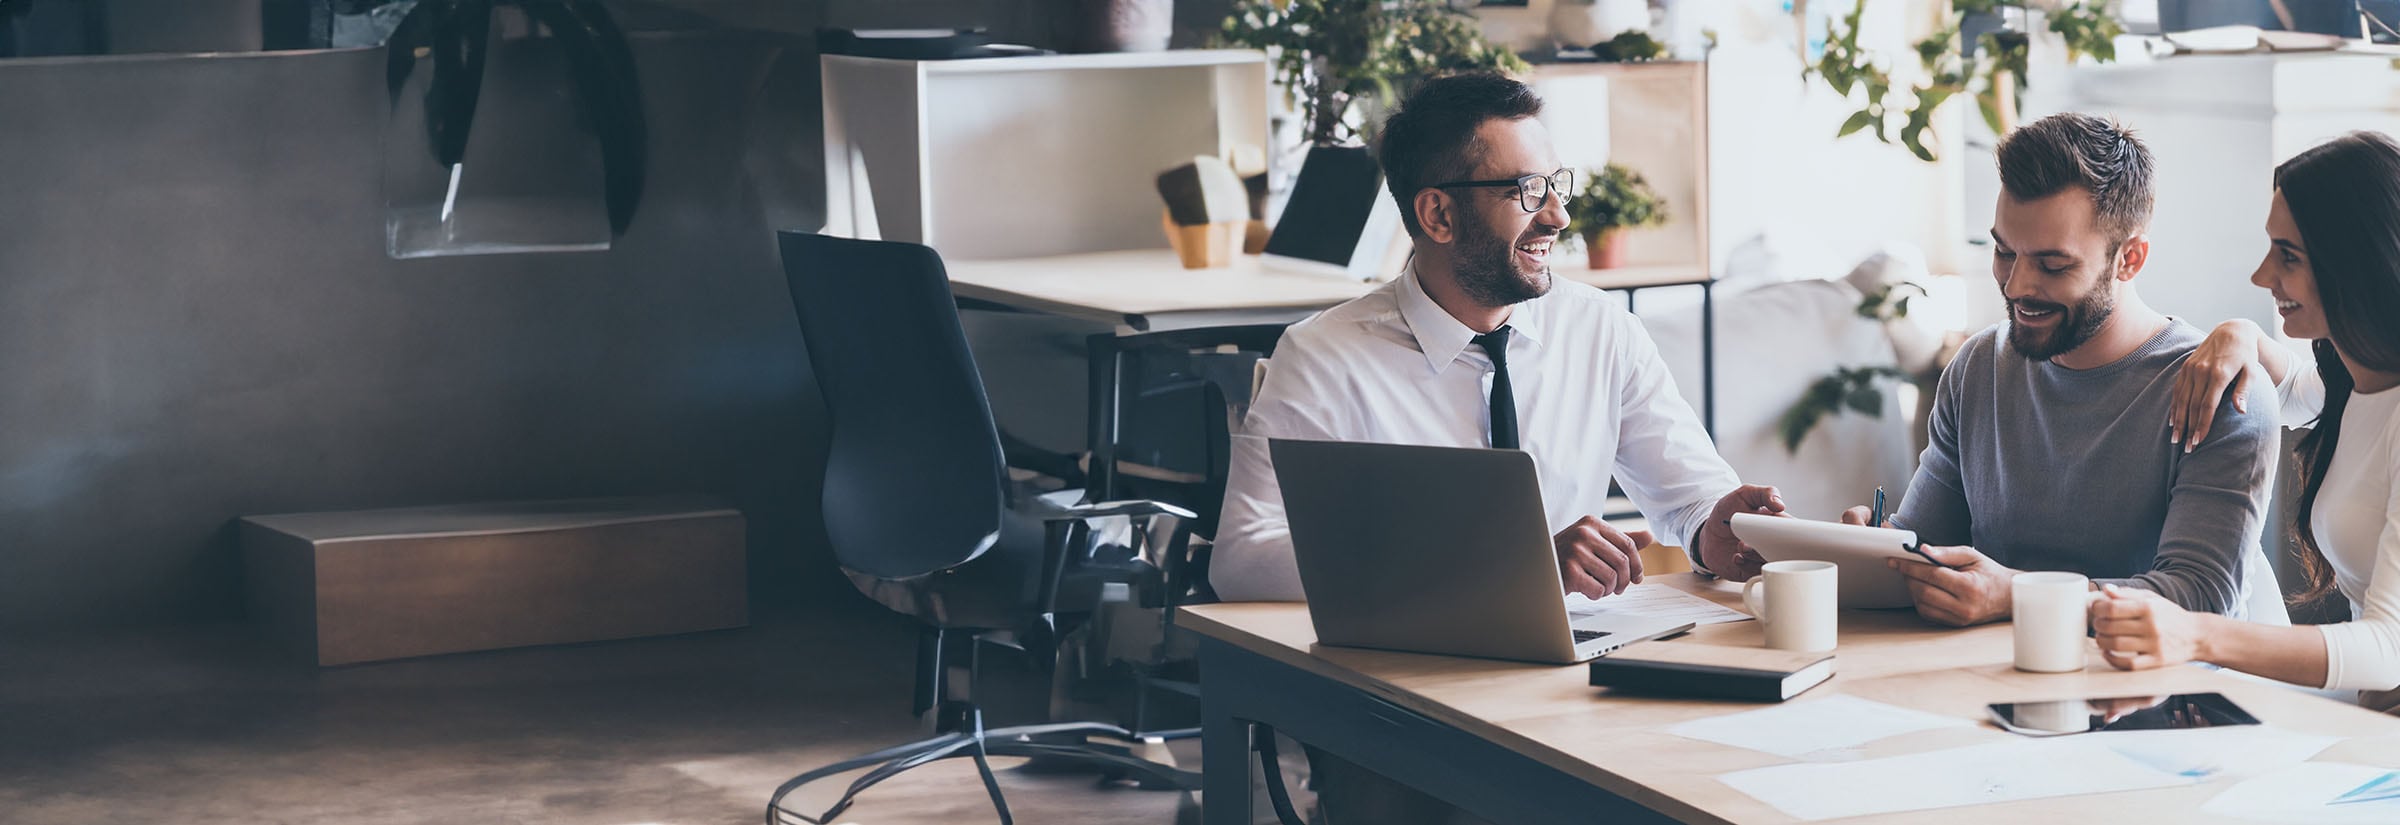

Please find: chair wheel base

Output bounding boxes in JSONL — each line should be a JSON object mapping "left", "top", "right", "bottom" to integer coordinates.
{"left": 765, "top": 703, "right": 1198, "bottom": 825}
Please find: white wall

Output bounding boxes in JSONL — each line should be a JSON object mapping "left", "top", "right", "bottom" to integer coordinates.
{"left": 2019, "top": 51, "right": 2400, "bottom": 334}
{"left": 1694, "top": 1, "right": 1968, "bottom": 280}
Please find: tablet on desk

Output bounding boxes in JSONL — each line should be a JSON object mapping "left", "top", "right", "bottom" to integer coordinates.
{"left": 1729, "top": 513, "right": 1925, "bottom": 609}
{"left": 1989, "top": 692, "right": 2260, "bottom": 737}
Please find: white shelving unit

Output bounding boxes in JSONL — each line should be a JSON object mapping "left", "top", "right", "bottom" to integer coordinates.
{"left": 1529, "top": 60, "right": 1712, "bottom": 282}
{"left": 821, "top": 49, "right": 1272, "bottom": 262}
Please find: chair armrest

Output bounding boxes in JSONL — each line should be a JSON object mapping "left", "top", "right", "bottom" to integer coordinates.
{"left": 1032, "top": 499, "right": 1197, "bottom": 522}
{"left": 1028, "top": 497, "right": 1196, "bottom": 620}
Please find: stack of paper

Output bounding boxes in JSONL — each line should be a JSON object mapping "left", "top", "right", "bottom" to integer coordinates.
{"left": 1565, "top": 584, "right": 1750, "bottom": 627}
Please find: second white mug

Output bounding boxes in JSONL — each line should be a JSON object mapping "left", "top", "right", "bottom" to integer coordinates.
{"left": 1742, "top": 559, "right": 1839, "bottom": 652}
{"left": 2013, "top": 571, "right": 2092, "bottom": 673}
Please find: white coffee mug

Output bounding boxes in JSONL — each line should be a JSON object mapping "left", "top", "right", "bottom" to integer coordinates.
{"left": 2012, "top": 699, "right": 2093, "bottom": 735}
{"left": 2012, "top": 571, "right": 2091, "bottom": 673}
{"left": 1742, "top": 560, "right": 1839, "bottom": 652}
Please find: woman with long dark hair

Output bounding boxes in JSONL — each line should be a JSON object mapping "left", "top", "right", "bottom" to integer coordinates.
{"left": 2097, "top": 131, "right": 2400, "bottom": 705}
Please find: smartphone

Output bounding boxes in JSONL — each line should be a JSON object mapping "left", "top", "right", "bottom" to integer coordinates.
{"left": 1987, "top": 692, "right": 2261, "bottom": 737}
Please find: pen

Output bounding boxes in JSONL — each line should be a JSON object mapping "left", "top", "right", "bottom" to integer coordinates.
{"left": 1869, "top": 486, "right": 1885, "bottom": 527}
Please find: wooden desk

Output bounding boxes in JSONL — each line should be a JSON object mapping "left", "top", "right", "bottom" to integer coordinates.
{"left": 946, "top": 250, "right": 1378, "bottom": 332}
{"left": 950, "top": 250, "right": 1723, "bottom": 436}
{"left": 1181, "top": 574, "right": 2400, "bottom": 824}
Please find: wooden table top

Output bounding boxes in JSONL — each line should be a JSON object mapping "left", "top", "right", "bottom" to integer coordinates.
{"left": 944, "top": 251, "right": 1714, "bottom": 330}
{"left": 945, "top": 250, "right": 1377, "bottom": 328}
{"left": 1180, "top": 574, "right": 2400, "bottom": 824}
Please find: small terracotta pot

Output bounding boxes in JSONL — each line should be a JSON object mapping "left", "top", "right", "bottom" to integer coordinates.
{"left": 1585, "top": 228, "right": 1628, "bottom": 269}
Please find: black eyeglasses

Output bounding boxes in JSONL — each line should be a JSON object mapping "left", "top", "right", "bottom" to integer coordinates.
{"left": 1428, "top": 168, "right": 1574, "bottom": 213}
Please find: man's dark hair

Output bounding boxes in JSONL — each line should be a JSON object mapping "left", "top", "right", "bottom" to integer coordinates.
{"left": 1375, "top": 72, "right": 1544, "bottom": 238}
{"left": 1995, "top": 113, "right": 2155, "bottom": 243}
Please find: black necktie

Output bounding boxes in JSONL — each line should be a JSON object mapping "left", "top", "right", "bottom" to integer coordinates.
{"left": 1472, "top": 326, "right": 1519, "bottom": 450}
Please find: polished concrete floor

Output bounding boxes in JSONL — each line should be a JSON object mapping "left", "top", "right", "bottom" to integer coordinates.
{"left": 0, "top": 595, "right": 1248, "bottom": 825}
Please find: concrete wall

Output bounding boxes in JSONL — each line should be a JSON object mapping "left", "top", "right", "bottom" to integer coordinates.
{"left": 0, "top": 31, "right": 834, "bottom": 628}
{"left": 0, "top": 0, "right": 1243, "bottom": 629}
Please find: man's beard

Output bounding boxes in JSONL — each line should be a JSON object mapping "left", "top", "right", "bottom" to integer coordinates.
{"left": 1451, "top": 201, "right": 1555, "bottom": 308}
{"left": 2006, "top": 276, "right": 2116, "bottom": 361}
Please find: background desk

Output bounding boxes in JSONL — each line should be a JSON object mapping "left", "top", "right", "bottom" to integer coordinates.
{"left": 949, "top": 250, "right": 1722, "bottom": 453}
{"left": 947, "top": 250, "right": 1376, "bottom": 332}
{"left": 1181, "top": 575, "right": 2400, "bottom": 824}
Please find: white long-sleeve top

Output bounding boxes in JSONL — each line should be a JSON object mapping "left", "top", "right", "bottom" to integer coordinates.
{"left": 1207, "top": 268, "right": 1741, "bottom": 601}
{"left": 2279, "top": 362, "right": 2400, "bottom": 692}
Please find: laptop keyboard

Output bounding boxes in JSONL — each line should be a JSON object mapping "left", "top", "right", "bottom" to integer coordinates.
{"left": 1573, "top": 629, "right": 1612, "bottom": 644}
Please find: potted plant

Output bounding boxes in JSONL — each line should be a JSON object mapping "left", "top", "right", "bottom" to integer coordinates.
{"left": 1564, "top": 163, "right": 1667, "bottom": 269}
{"left": 1219, "top": 0, "right": 1528, "bottom": 147}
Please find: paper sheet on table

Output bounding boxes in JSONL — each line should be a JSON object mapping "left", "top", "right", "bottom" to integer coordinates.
{"left": 1565, "top": 584, "right": 1750, "bottom": 626}
{"left": 1668, "top": 695, "right": 1970, "bottom": 758}
{"left": 2097, "top": 727, "right": 2337, "bottom": 780}
{"left": 1720, "top": 737, "right": 2190, "bottom": 821}
{"left": 2203, "top": 763, "right": 2400, "bottom": 823}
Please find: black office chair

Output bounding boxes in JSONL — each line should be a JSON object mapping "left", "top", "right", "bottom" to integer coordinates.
{"left": 767, "top": 232, "right": 1200, "bottom": 825}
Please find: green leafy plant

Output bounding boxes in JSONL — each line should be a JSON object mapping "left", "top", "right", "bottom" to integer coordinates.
{"left": 1774, "top": 281, "right": 1934, "bottom": 452}
{"left": 1563, "top": 163, "right": 1668, "bottom": 243}
{"left": 1780, "top": 365, "right": 1911, "bottom": 453}
{"left": 1219, "top": 0, "right": 1529, "bottom": 146}
{"left": 1855, "top": 281, "right": 1928, "bottom": 321}
{"left": 1592, "top": 30, "right": 1667, "bottom": 62}
{"left": 1812, "top": 0, "right": 2122, "bottom": 162}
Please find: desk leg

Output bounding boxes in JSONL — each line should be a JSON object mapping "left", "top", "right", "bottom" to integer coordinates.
{"left": 1200, "top": 674, "right": 1255, "bottom": 825}
{"left": 1084, "top": 335, "right": 1124, "bottom": 501}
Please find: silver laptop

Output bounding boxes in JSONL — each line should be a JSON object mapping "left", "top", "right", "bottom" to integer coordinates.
{"left": 1270, "top": 439, "right": 1695, "bottom": 664}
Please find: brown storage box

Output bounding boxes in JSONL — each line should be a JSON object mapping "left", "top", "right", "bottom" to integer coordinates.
{"left": 241, "top": 496, "right": 747, "bottom": 666}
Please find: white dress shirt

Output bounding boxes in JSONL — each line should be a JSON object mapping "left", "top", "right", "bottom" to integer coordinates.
{"left": 1209, "top": 268, "right": 1743, "bottom": 601}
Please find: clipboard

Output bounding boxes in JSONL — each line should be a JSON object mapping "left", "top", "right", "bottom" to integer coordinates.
{"left": 1729, "top": 513, "right": 1927, "bottom": 609}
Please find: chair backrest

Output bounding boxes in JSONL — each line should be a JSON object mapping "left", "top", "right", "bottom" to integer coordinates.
{"left": 779, "top": 232, "right": 1008, "bottom": 580}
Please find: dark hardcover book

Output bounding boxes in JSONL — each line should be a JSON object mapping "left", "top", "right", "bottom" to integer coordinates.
{"left": 1588, "top": 642, "right": 1836, "bottom": 702}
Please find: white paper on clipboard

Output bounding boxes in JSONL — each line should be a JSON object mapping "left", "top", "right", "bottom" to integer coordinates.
{"left": 1729, "top": 514, "right": 1925, "bottom": 608}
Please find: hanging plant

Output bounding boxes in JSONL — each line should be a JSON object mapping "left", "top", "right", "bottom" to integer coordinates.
{"left": 1811, "top": 0, "right": 2122, "bottom": 161}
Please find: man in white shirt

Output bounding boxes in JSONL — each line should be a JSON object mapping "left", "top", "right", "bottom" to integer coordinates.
{"left": 1210, "top": 72, "right": 1787, "bottom": 604}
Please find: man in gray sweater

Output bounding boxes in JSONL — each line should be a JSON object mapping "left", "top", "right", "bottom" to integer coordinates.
{"left": 1844, "top": 113, "right": 2282, "bottom": 626}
